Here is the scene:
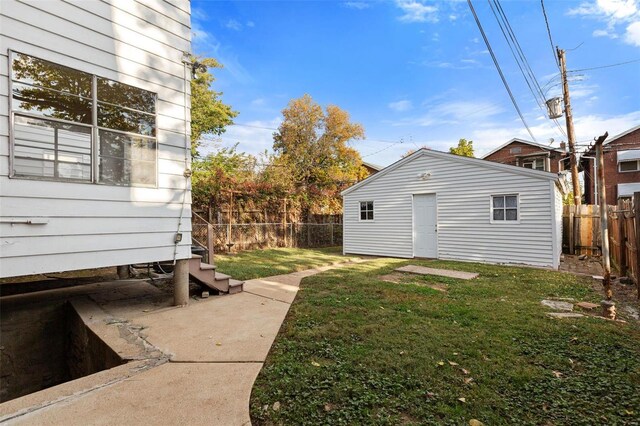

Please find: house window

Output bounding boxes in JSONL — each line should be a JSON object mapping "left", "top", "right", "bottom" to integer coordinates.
{"left": 491, "top": 195, "right": 518, "bottom": 222}
{"left": 360, "top": 201, "right": 374, "bottom": 220}
{"left": 619, "top": 160, "right": 639, "bottom": 172}
{"left": 9, "top": 51, "right": 157, "bottom": 187}
{"left": 522, "top": 158, "right": 546, "bottom": 171}
{"left": 510, "top": 147, "right": 522, "bottom": 154}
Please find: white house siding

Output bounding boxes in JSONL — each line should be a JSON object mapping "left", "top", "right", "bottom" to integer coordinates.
{"left": 0, "top": 0, "right": 192, "bottom": 277}
{"left": 343, "top": 151, "right": 559, "bottom": 268}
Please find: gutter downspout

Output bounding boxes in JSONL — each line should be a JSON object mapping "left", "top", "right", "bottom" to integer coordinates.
{"left": 173, "top": 52, "right": 193, "bottom": 265}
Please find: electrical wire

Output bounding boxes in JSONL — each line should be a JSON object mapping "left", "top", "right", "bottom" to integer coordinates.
{"left": 467, "top": 0, "right": 537, "bottom": 141}
{"left": 540, "top": 0, "right": 559, "bottom": 68}
{"left": 488, "top": 0, "right": 566, "bottom": 139}
{"left": 569, "top": 58, "right": 640, "bottom": 73}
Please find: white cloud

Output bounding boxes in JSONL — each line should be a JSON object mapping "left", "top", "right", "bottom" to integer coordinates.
{"left": 388, "top": 100, "right": 413, "bottom": 112}
{"left": 624, "top": 20, "right": 640, "bottom": 44}
{"left": 396, "top": 1, "right": 439, "bottom": 23}
{"left": 200, "top": 118, "right": 283, "bottom": 158}
{"left": 251, "top": 98, "right": 266, "bottom": 107}
{"left": 568, "top": 0, "right": 640, "bottom": 46}
{"left": 246, "top": 21, "right": 255, "bottom": 28}
{"left": 593, "top": 28, "right": 619, "bottom": 37}
{"left": 225, "top": 19, "right": 242, "bottom": 31}
{"left": 343, "top": 2, "right": 371, "bottom": 10}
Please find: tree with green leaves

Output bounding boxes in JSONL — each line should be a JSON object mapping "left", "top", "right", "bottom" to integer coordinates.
{"left": 449, "top": 138, "right": 474, "bottom": 157}
{"left": 190, "top": 57, "right": 238, "bottom": 157}
{"left": 272, "top": 94, "right": 366, "bottom": 217}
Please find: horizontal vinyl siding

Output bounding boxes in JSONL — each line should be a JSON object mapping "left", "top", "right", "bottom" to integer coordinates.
{"left": 0, "top": 0, "right": 192, "bottom": 278}
{"left": 344, "top": 153, "right": 557, "bottom": 268}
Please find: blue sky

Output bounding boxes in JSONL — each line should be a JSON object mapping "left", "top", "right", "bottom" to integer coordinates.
{"left": 191, "top": 0, "right": 640, "bottom": 166}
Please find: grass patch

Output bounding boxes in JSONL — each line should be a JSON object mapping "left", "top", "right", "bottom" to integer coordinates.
{"left": 214, "top": 247, "right": 354, "bottom": 281}
{"left": 250, "top": 258, "right": 640, "bottom": 425}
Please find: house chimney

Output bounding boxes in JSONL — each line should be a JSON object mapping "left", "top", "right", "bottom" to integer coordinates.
{"left": 559, "top": 141, "right": 567, "bottom": 152}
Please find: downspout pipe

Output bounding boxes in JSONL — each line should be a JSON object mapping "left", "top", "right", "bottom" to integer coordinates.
{"left": 173, "top": 52, "right": 193, "bottom": 265}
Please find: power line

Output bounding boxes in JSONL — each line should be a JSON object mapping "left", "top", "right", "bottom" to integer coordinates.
{"left": 488, "top": 0, "right": 566, "bottom": 139}
{"left": 467, "top": 0, "right": 537, "bottom": 141}
{"left": 540, "top": 0, "right": 559, "bottom": 68}
{"left": 569, "top": 58, "right": 640, "bottom": 73}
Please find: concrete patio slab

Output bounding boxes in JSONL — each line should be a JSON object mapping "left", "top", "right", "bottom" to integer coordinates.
{"left": 131, "top": 292, "right": 291, "bottom": 362}
{"left": 0, "top": 260, "right": 363, "bottom": 425}
{"left": 5, "top": 362, "right": 262, "bottom": 426}
{"left": 244, "top": 278, "right": 300, "bottom": 303}
{"left": 395, "top": 265, "right": 479, "bottom": 280}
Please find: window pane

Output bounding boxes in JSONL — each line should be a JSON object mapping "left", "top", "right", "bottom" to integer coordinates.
{"left": 620, "top": 161, "right": 638, "bottom": 172}
{"left": 505, "top": 196, "right": 517, "bottom": 208}
{"left": 11, "top": 52, "right": 92, "bottom": 98}
{"left": 98, "top": 103, "right": 155, "bottom": 136}
{"left": 534, "top": 160, "right": 545, "bottom": 171}
{"left": 99, "top": 130, "right": 156, "bottom": 186}
{"left": 13, "top": 115, "right": 91, "bottom": 180}
{"left": 367, "top": 201, "right": 373, "bottom": 210}
{"left": 523, "top": 162, "right": 533, "bottom": 169}
{"left": 97, "top": 77, "right": 156, "bottom": 113}
{"left": 12, "top": 82, "right": 92, "bottom": 124}
{"left": 493, "top": 209, "right": 505, "bottom": 221}
{"left": 367, "top": 211, "right": 374, "bottom": 220}
{"left": 506, "top": 209, "right": 518, "bottom": 221}
{"left": 360, "top": 211, "right": 366, "bottom": 220}
{"left": 493, "top": 196, "right": 504, "bottom": 208}
{"left": 360, "top": 202, "right": 367, "bottom": 211}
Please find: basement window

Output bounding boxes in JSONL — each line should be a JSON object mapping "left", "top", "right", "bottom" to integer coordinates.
{"left": 491, "top": 195, "right": 518, "bottom": 222}
{"left": 360, "top": 201, "right": 374, "bottom": 221}
{"left": 9, "top": 51, "right": 157, "bottom": 187}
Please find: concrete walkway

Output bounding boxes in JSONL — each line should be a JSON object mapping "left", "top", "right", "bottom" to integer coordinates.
{"left": 0, "top": 262, "right": 361, "bottom": 425}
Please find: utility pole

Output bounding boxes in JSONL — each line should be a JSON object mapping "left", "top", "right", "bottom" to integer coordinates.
{"left": 557, "top": 47, "right": 581, "bottom": 205}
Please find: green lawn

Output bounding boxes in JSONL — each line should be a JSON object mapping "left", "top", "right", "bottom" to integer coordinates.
{"left": 250, "top": 257, "right": 640, "bottom": 425}
{"left": 214, "top": 247, "right": 356, "bottom": 281}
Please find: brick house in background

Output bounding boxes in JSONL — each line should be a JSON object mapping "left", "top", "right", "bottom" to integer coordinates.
{"left": 581, "top": 125, "right": 640, "bottom": 205}
{"left": 482, "top": 138, "right": 568, "bottom": 173}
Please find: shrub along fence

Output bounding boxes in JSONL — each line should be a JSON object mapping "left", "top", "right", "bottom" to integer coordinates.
{"left": 192, "top": 212, "right": 342, "bottom": 258}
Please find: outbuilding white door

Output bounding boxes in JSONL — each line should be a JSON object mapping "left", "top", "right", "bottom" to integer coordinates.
{"left": 413, "top": 194, "right": 437, "bottom": 258}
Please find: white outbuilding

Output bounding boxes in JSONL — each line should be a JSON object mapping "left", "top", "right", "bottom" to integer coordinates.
{"left": 342, "top": 149, "right": 565, "bottom": 269}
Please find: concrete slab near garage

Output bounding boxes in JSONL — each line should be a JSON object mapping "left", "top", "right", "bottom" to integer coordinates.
{"left": 395, "top": 265, "right": 479, "bottom": 280}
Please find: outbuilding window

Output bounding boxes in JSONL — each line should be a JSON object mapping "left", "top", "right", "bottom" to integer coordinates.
{"left": 360, "top": 201, "right": 374, "bottom": 221}
{"left": 491, "top": 195, "right": 518, "bottom": 222}
{"left": 9, "top": 51, "right": 157, "bottom": 187}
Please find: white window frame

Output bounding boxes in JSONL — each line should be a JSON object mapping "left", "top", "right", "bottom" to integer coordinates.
{"left": 359, "top": 201, "right": 374, "bottom": 221}
{"left": 490, "top": 194, "right": 520, "bottom": 224}
{"left": 8, "top": 50, "right": 158, "bottom": 188}
{"left": 522, "top": 158, "right": 546, "bottom": 171}
{"left": 618, "top": 159, "right": 640, "bottom": 173}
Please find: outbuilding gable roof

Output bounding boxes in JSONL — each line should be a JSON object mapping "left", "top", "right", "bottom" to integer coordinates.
{"left": 342, "top": 148, "right": 559, "bottom": 196}
{"left": 481, "top": 138, "right": 564, "bottom": 159}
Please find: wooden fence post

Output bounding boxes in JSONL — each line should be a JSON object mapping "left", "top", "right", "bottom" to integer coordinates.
{"left": 596, "top": 134, "right": 611, "bottom": 299}
{"left": 618, "top": 199, "right": 627, "bottom": 277}
{"left": 569, "top": 205, "right": 575, "bottom": 254}
{"left": 635, "top": 192, "right": 640, "bottom": 300}
{"left": 207, "top": 223, "right": 214, "bottom": 265}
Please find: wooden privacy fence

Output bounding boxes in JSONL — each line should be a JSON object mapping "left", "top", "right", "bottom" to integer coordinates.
{"left": 563, "top": 205, "right": 601, "bottom": 256}
{"left": 607, "top": 199, "right": 639, "bottom": 285}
